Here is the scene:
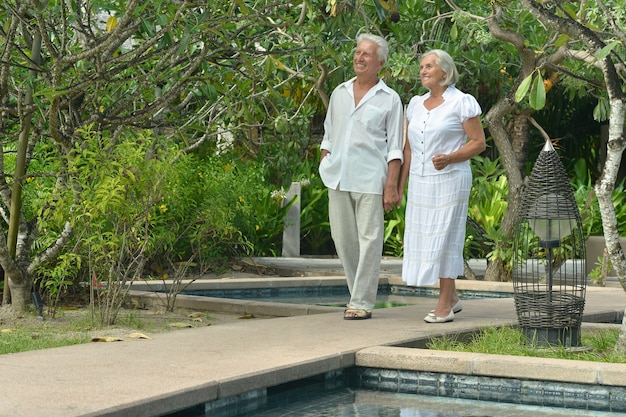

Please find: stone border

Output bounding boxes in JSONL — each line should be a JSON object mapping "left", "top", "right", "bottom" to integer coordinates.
{"left": 353, "top": 346, "right": 626, "bottom": 412}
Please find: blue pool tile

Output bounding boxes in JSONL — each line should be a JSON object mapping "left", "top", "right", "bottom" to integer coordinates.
{"left": 499, "top": 378, "right": 522, "bottom": 404}
{"left": 610, "top": 388, "right": 626, "bottom": 412}
{"left": 563, "top": 383, "right": 589, "bottom": 409}
{"left": 438, "top": 374, "right": 458, "bottom": 397}
{"left": 206, "top": 388, "right": 267, "bottom": 417}
{"left": 358, "top": 368, "right": 381, "bottom": 390}
{"left": 587, "top": 385, "right": 610, "bottom": 411}
{"left": 521, "top": 380, "right": 544, "bottom": 405}
{"left": 398, "top": 370, "right": 419, "bottom": 394}
{"left": 379, "top": 369, "right": 400, "bottom": 392}
{"left": 416, "top": 372, "right": 439, "bottom": 396}
{"left": 477, "top": 376, "right": 502, "bottom": 402}
{"left": 457, "top": 375, "right": 480, "bottom": 400}
{"left": 542, "top": 383, "right": 565, "bottom": 408}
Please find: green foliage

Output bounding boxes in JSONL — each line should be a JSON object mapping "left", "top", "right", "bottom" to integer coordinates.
{"left": 515, "top": 69, "right": 547, "bottom": 110}
{"left": 3, "top": 0, "right": 624, "bottom": 315}
{"left": 67, "top": 127, "right": 172, "bottom": 325}
{"left": 297, "top": 150, "right": 333, "bottom": 255}
{"left": 245, "top": 185, "right": 296, "bottom": 257}
{"left": 156, "top": 152, "right": 253, "bottom": 264}
{"left": 300, "top": 181, "right": 332, "bottom": 255}
{"left": 428, "top": 325, "right": 626, "bottom": 363}
{"left": 32, "top": 126, "right": 300, "bottom": 310}
{"left": 36, "top": 253, "right": 81, "bottom": 317}
{"left": 0, "top": 0, "right": 342, "bottom": 312}
{"left": 383, "top": 197, "right": 406, "bottom": 257}
{"left": 572, "top": 158, "right": 626, "bottom": 237}
{"left": 0, "top": 325, "right": 90, "bottom": 355}
{"left": 589, "top": 255, "right": 611, "bottom": 285}
{"left": 469, "top": 157, "right": 508, "bottom": 235}
{"left": 161, "top": 149, "right": 304, "bottom": 259}
{"left": 468, "top": 156, "right": 510, "bottom": 267}
{"left": 254, "top": 104, "right": 320, "bottom": 189}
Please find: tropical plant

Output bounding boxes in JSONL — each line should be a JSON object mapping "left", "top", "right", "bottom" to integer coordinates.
{"left": 297, "top": 151, "right": 334, "bottom": 256}
{"left": 35, "top": 253, "right": 81, "bottom": 316}
{"left": 383, "top": 195, "right": 406, "bottom": 257}
{"left": 512, "top": 1, "right": 626, "bottom": 296}
{"left": 0, "top": 0, "right": 340, "bottom": 313}
{"left": 69, "top": 127, "right": 174, "bottom": 325}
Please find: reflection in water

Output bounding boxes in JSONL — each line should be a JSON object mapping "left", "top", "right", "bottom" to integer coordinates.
{"left": 235, "top": 388, "right": 619, "bottom": 417}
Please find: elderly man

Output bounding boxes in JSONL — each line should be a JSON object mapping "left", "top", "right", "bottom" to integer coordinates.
{"left": 319, "top": 33, "right": 403, "bottom": 320}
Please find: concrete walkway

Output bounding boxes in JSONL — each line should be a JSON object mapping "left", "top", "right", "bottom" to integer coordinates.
{"left": 0, "top": 258, "right": 624, "bottom": 417}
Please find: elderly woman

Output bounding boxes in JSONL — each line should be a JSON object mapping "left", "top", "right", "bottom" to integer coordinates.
{"left": 398, "top": 49, "right": 486, "bottom": 323}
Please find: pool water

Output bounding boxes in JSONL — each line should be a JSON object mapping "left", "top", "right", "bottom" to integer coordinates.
{"left": 224, "top": 385, "right": 622, "bottom": 417}
{"left": 181, "top": 285, "right": 510, "bottom": 308}
{"left": 163, "top": 283, "right": 616, "bottom": 417}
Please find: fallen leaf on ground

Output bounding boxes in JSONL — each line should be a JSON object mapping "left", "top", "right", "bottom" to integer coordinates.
{"left": 128, "top": 332, "right": 153, "bottom": 339}
{"left": 92, "top": 336, "right": 125, "bottom": 342}
{"left": 238, "top": 313, "right": 254, "bottom": 319}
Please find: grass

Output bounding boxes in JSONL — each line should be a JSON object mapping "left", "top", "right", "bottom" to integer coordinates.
{"left": 0, "top": 326, "right": 90, "bottom": 354}
{"left": 0, "top": 305, "right": 221, "bottom": 355}
{"left": 427, "top": 325, "right": 626, "bottom": 363}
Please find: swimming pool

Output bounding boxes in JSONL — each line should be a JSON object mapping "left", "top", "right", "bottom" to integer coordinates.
{"left": 237, "top": 389, "right": 623, "bottom": 417}
{"left": 167, "top": 373, "right": 624, "bottom": 417}
{"left": 179, "top": 283, "right": 511, "bottom": 308}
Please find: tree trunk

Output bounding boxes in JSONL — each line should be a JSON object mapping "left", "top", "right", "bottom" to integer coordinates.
{"left": 483, "top": 97, "right": 525, "bottom": 282}
{"left": 599, "top": 100, "right": 626, "bottom": 353}
{"left": 597, "top": 102, "right": 626, "bottom": 287}
{"left": 510, "top": 111, "right": 531, "bottom": 177}
{"left": 463, "top": 260, "right": 478, "bottom": 280}
{"left": 3, "top": 29, "right": 42, "bottom": 309}
{"left": 7, "top": 275, "right": 32, "bottom": 314}
{"left": 483, "top": 111, "right": 531, "bottom": 282}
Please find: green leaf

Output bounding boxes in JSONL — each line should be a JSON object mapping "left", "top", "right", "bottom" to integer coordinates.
{"left": 560, "top": 3, "right": 578, "bottom": 19}
{"left": 595, "top": 41, "right": 620, "bottom": 61}
{"left": 450, "top": 23, "right": 458, "bottom": 42}
{"left": 373, "top": 0, "right": 387, "bottom": 22}
{"left": 593, "top": 97, "right": 609, "bottom": 122}
{"left": 529, "top": 73, "right": 546, "bottom": 110}
{"left": 514, "top": 73, "right": 533, "bottom": 103}
{"left": 554, "top": 34, "right": 569, "bottom": 48}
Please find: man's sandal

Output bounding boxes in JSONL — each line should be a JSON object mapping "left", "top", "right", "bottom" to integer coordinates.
{"left": 344, "top": 309, "right": 372, "bottom": 320}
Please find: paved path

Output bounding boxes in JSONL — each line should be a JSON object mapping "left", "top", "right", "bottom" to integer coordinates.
{"left": 0, "top": 258, "right": 624, "bottom": 417}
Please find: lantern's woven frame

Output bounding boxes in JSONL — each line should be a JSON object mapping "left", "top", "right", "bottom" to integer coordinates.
{"left": 520, "top": 143, "right": 581, "bottom": 221}
{"left": 512, "top": 141, "right": 586, "bottom": 331}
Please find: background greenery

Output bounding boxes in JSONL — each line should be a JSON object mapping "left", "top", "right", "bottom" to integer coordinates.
{"left": 428, "top": 325, "right": 626, "bottom": 363}
{"left": 0, "top": 0, "right": 624, "bottom": 318}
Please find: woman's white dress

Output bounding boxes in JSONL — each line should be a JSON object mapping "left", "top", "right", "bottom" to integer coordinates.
{"left": 402, "top": 85, "right": 482, "bottom": 286}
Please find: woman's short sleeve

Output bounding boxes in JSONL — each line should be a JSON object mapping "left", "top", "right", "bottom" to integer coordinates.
{"left": 458, "top": 93, "right": 482, "bottom": 123}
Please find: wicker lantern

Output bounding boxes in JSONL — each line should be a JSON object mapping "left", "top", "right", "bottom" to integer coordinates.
{"left": 512, "top": 139, "right": 586, "bottom": 347}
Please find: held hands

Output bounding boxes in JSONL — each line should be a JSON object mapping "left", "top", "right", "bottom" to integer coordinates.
{"left": 383, "top": 185, "right": 400, "bottom": 212}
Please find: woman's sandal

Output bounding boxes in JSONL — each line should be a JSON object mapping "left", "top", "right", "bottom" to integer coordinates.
{"left": 344, "top": 309, "right": 372, "bottom": 320}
